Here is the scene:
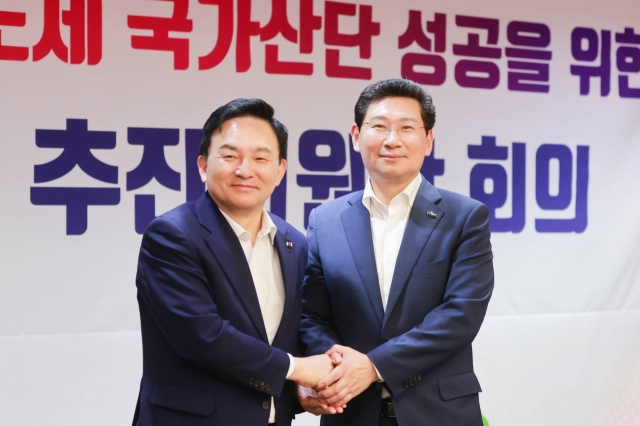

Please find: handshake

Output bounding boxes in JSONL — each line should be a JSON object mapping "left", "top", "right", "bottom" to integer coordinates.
{"left": 289, "top": 345, "right": 380, "bottom": 416}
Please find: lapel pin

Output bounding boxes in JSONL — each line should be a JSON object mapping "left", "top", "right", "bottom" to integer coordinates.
{"left": 286, "top": 241, "right": 293, "bottom": 248}
{"left": 426, "top": 211, "right": 437, "bottom": 218}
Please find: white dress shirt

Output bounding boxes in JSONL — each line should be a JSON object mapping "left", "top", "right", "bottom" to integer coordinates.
{"left": 219, "top": 209, "right": 294, "bottom": 423}
{"left": 362, "top": 174, "right": 422, "bottom": 310}
{"left": 362, "top": 173, "right": 422, "bottom": 397}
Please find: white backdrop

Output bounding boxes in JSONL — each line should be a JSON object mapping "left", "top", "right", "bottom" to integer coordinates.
{"left": 1, "top": 0, "right": 639, "bottom": 425}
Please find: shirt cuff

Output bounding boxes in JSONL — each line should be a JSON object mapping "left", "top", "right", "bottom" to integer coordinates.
{"left": 372, "top": 361, "right": 385, "bottom": 382}
{"left": 286, "top": 354, "right": 295, "bottom": 379}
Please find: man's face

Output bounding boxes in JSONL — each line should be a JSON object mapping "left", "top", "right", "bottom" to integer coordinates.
{"left": 197, "top": 116, "right": 287, "bottom": 216}
{"left": 351, "top": 96, "right": 433, "bottom": 186}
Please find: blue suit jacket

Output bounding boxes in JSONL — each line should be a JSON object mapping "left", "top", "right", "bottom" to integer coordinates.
{"left": 299, "top": 177, "right": 493, "bottom": 426}
{"left": 133, "top": 192, "right": 308, "bottom": 426}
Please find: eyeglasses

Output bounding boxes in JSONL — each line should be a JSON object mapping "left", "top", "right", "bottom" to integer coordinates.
{"left": 362, "top": 122, "right": 426, "bottom": 140}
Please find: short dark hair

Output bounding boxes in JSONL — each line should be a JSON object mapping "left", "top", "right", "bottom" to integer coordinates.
{"left": 354, "top": 78, "right": 436, "bottom": 133}
{"left": 199, "top": 98, "right": 288, "bottom": 161}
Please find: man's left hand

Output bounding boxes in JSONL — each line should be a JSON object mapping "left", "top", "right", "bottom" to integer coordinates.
{"left": 315, "top": 344, "right": 378, "bottom": 407}
{"left": 296, "top": 385, "right": 346, "bottom": 415}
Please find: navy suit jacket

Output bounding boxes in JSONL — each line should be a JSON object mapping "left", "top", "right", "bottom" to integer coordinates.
{"left": 299, "top": 177, "right": 494, "bottom": 426}
{"left": 133, "top": 192, "right": 308, "bottom": 426}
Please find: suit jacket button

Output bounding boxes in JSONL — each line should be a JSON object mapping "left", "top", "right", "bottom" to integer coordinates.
{"left": 404, "top": 382, "right": 409, "bottom": 388}
{"left": 266, "top": 384, "right": 272, "bottom": 391}
{"left": 417, "top": 375, "right": 421, "bottom": 380}
{"left": 260, "top": 381, "right": 266, "bottom": 389}
{"left": 249, "top": 378, "right": 255, "bottom": 385}
{"left": 262, "top": 400, "right": 270, "bottom": 410}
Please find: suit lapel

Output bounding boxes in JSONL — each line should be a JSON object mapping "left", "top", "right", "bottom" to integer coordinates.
{"left": 341, "top": 193, "right": 384, "bottom": 326}
{"left": 196, "top": 194, "right": 269, "bottom": 343}
{"left": 272, "top": 223, "right": 296, "bottom": 345}
{"left": 383, "top": 179, "right": 444, "bottom": 329}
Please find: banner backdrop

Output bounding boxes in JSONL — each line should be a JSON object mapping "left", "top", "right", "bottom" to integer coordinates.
{"left": 1, "top": 0, "right": 639, "bottom": 425}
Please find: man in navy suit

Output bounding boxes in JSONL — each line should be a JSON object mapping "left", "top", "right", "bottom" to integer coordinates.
{"left": 133, "top": 98, "right": 334, "bottom": 426}
{"left": 298, "top": 79, "right": 494, "bottom": 425}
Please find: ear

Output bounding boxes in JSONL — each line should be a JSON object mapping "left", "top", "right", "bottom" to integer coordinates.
{"left": 424, "top": 129, "right": 434, "bottom": 157}
{"left": 276, "top": 158, "right": 288, "bottom": 186}
{"left": 197, "top": 155, "right": 207, "bottom": 184}
{"left": 350, "top": 124, "right": 361, "bottom": 152}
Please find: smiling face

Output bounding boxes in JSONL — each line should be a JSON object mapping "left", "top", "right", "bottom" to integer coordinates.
{"left": 197, "top": 116, "right": 287, "bottom": 218}
{"left": 351, "top": 96, "right": 433, "bottom": 189}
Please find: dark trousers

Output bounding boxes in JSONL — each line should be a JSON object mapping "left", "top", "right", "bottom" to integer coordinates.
{"left": 378, "top": 416, "right": 398, "bottom": 426}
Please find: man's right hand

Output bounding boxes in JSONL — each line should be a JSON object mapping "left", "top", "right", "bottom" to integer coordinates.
{"left": 289, "top": 354, "right": 334, "bottom": 388}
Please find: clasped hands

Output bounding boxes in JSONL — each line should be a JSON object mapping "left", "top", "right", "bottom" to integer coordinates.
{"left": 290, "top": 345, "right": 379, "bottom": 415}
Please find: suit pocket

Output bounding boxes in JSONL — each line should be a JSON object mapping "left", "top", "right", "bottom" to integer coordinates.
{"left": 438, "top": 371, "right": 482, "bottom": 401}
{"left": 151, "top": 383, "right": 215, "bottom": 416}
{"left": 411, "top": 257, "right": 450, "bottom": 277}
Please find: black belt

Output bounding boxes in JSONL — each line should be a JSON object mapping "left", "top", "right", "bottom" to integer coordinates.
{"left": 380, "top": 398, "right": 396, "bottom": 418}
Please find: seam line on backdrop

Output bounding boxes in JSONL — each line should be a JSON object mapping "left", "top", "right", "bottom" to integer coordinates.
{"left": 485, "top": 308, "right": 640, "bottom": 319}
{"left": 0, "top": 330, "right": 141, "bottom": 339}
{"left": 3, "top": 309, "right": 640, "bottom": 337}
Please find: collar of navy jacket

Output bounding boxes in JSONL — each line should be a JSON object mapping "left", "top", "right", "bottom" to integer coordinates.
{"left": 194, "top": 192, "right": 298, "bottom": 346}
{"left": 340, "top": 176, "right": 445, "bottom": 330}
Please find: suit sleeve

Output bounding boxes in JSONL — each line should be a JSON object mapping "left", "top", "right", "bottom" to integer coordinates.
{"left": 298, "top": 208, "right": 341, "bottom": 356}
{"left": 136, "top": 217, "right": 290, "bottom": 397}
{"left": 367, "top": 203, "right": 494, "bottom": 398}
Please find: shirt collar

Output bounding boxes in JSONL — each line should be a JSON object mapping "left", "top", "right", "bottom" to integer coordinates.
{"left": 362, "top": 173, "right": 422, "bottom": 214}
{"left": 219, "top": 209, "right": 278, "bottom": 245}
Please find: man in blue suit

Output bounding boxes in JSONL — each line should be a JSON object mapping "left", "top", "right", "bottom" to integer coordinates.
{"left": 133, "top": 98, "right": 334, "bottom": 426}
{"left": 298, "top": 79, "right": 494, "bottom": 425}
